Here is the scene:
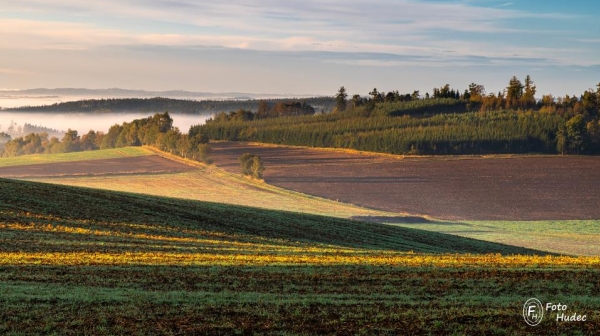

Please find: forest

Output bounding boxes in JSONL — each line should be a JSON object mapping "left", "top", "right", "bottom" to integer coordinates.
{"left": 6, "top": 97, "right": 335, "bottom": 114}
{"left": 0, "top": 112, "right": 211, "bottom": 163}
{"left": 3, "top": 76, "right": 600, "bottom": 157}
{"left": 199, "top": 76, "right": 600, "bottom": 155}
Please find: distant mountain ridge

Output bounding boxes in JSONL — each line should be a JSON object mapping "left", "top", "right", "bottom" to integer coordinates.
{"left": 0, "top": 88, "right": 316, "bottom": 100}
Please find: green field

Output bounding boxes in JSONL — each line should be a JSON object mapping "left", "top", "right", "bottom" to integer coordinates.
{"left": 1, "top": 178, "right": 599, "bottom": 334}
{"left": 0, "top": 147, "right": 152, "bottom": 167}
{"left": 389, "top": 220, "right": 600, "bottom": 257}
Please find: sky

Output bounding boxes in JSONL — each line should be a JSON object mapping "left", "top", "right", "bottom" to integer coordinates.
{"left": 0, "top": 0, "right": 599, "bottom": 97}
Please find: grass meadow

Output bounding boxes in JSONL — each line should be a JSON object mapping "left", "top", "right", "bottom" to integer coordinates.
{"left": 390, "top": 220, "right": 600, "bottom": 256}
{"left": 0, "top": 147, "right": 152, "bottom": 167}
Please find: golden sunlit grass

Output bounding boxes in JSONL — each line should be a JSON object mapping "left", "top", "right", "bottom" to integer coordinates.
{"left": 1, "top": 251, "right": 599, "bottom": 268}
{"left": 2, "top": 213, "right": 598, "bottom": 269}
{"left": 29, "top": 169, "right": 400, "bottom": 220}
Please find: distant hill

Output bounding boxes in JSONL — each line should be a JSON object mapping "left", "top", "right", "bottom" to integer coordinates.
{"left": 6, "top": 97, "right": 336, "bottom": 114}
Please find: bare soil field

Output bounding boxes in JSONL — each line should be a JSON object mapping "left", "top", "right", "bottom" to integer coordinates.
{"left": 0, "top": 155, "right": 193, "bottom": 178}
{"left": 210, "top": 142, "right": 600, "bottom": 221}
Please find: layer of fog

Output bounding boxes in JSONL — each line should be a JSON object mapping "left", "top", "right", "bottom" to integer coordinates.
{"left": 0, "top": 91, "right": 303, "bottom": 109}
{"left": 0, "top": 112, "right": 211, "bottom": 137}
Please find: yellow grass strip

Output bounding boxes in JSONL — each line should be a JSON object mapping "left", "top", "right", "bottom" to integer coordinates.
{"left": 0, "top": 222, "right": 362, "bottom": 253}
{"left": 1, "top": 251, "right": 598, "bottom": 267}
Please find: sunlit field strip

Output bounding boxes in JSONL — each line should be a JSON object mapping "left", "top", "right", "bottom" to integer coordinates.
{"left": 29, "top": 169, "right": 404, "bottom": 220}
{"left": 1, "top": 251, "right": 599, "bottom": 267}
{"left": 0, "top": 222, "right": 364, "bottom": 253}
{"left": 2, "top": 211, "right": 295, "bottom": 244}
{"left": 0, "top": 211, "right": 337, "bottom": 249}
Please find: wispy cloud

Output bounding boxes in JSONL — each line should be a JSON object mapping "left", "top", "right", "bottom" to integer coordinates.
{"left": 497, "top": 2, "right": 514, "bottom": 7}
{"left": 0, "top": 0, "right": 574, "bottom": 40}
{"left": 0, "top": 0, "right": 596, "bottom": 94}
{"left": 0, "top": 0, "right": 587, "bottom": 67}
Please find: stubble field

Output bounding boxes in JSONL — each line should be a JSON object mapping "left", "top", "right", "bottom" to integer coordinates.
{"left": 0, "top": 154, "right": 192, "bottom": 178}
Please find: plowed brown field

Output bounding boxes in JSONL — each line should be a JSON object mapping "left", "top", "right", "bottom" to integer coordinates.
{"left": 0, "top": 155, "right": 193, "bottom": 178}
{"left": 210, "top": 142, "right": 600, "bottom": 221}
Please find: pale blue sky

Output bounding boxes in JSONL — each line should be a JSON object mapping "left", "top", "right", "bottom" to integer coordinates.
{"left": 0, "top": 0, "right": 598, "bottom": 96}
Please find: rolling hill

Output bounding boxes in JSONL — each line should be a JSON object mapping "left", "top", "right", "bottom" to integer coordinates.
{"left": 1, "top": 163, "right": 599, "bottom": 334}
{"left": 0, "top": 178, "right": 541, "bottom": 254}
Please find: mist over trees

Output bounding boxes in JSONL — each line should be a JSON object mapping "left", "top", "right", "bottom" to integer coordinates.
{"left": 200, "top": 76, "right": 600, "bottom": 155}
{"left": 3, "top": 75, "right": 600, "bottom": 157}
{"left": 0, "top": 121, "right": 63, "bottom": 139}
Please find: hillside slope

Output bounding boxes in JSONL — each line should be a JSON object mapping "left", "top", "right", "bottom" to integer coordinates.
{"left": 0, "top": 178, "right": 542, "bottom": 255}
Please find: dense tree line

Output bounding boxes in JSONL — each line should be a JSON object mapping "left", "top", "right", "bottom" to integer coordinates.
{"left": 211, "top": 101, "right": 316, "bottom": 123}
{"left": 1, "top": 130, "right": 90, "bottom": 156}
{"left": 200, "top": 110, "right": 564, "bottom": 155}
{"left": 199, "top": 77, "right": 600, "bottom": 155}
{"left": 7, "top": 97, "right": 335, "bottom": 114}
{"left": 0, "top": 112, "right": 213, "bottom": 162}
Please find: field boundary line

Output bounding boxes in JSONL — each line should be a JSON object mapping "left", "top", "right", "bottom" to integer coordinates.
{"left": 142, "top": 146, "right": 208, "bottom": 169}
{"left": 230, "top": 141, "right": 567, "bottom": 161}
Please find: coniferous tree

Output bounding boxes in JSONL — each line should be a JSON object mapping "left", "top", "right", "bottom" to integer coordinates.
{"left": 522, "top": 75, "right": 537, "bottom": 109}
{"left": 506, "top": 76, "right": 524, "bottom": 109}
{"left": 334, "top": 86, "right": 348, "bottom": 112}
{"left": 369, "top": 88, "right": 381, "bottom": 103}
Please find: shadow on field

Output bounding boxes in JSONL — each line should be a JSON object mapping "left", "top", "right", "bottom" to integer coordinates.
{"left": 352, "top": 215, "right": 435, "bottom": 224}
{"left": 0, "top": 178, "right": 549, "bottom": 255}
{"left": 352, "top": 215, "right": 472, "bottom": 226}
